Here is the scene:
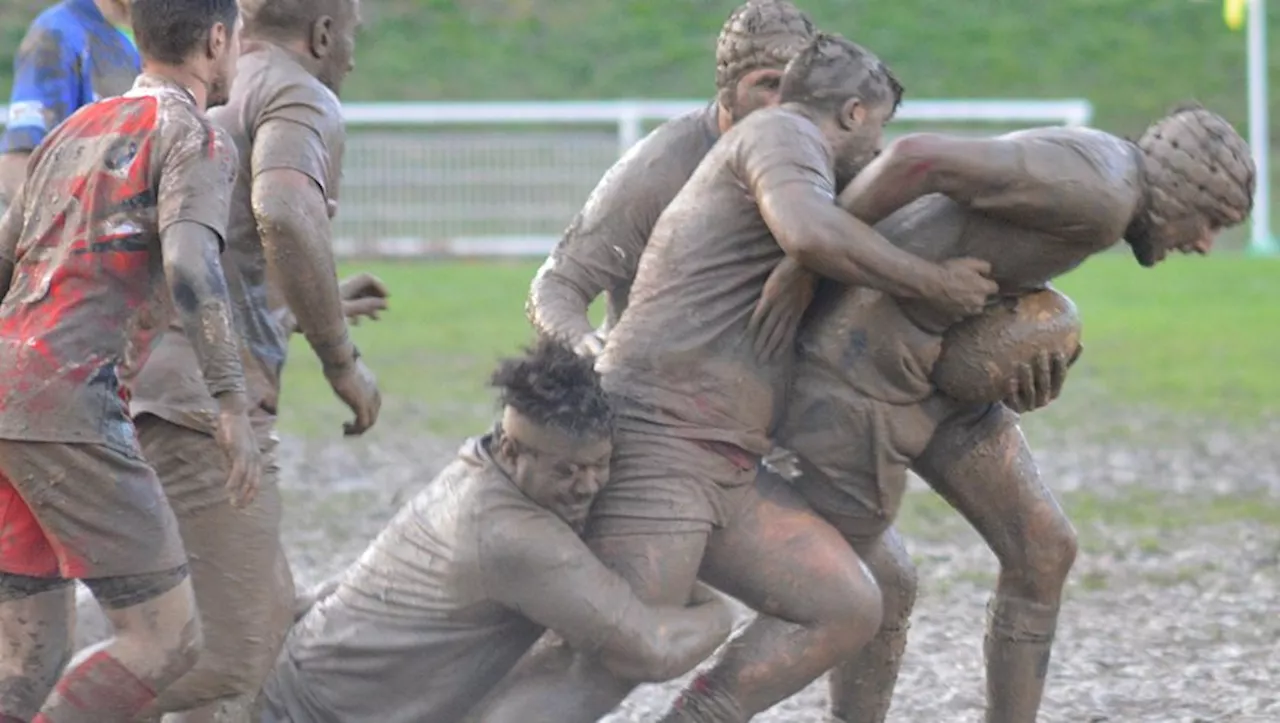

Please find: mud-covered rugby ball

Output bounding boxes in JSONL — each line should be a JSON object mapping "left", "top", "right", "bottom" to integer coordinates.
{"left": 931, "top": 288, "right": 1082, "bottom": 404}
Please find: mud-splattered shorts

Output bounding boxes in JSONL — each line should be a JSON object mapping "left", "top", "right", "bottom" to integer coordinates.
{"left": 0, "top": 438, "right": 186, "bottom": 580}
{"left": 134, "top": 413, "right": 294, "bottom": 710}
{"left": 587, "top": 417, "right": 758, "bottom": 536}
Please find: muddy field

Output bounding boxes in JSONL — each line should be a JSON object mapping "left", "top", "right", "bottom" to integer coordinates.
{"left": 276, "top": 403, "right": 1279, "bottom": 723}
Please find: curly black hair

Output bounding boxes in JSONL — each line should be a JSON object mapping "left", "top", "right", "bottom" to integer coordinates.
{"left": 490, "top": 337, "right": 613, "bottom": 438}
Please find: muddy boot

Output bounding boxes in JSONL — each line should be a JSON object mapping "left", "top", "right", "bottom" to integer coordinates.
{"left": 983, "top": 596, "right": 1059, "bottom": 723}
{"left": 828, "top": 622, "right": 909, "bottom": 723}
{"left": 659, "top": 676, "right": 747, "bottom": 723}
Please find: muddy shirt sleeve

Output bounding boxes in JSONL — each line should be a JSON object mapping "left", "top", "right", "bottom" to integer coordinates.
{"left": 1, "top": 19, "right": 82, "bottom": 153}
{"left": 157, "top": 119, "right": 238, "bottom": 250}
{"left": 251, "top": 81, "right": 341, "bottom": 196}
{"left": 527, "top": 121, "right": 704, "bottom": 344}
{"left": 478, "top": 512, "right": 642, "bottom": 656}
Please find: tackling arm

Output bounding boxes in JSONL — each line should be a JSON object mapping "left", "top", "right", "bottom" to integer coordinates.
{"left": 484, "top": 534, "right": 733, "bottom": 683}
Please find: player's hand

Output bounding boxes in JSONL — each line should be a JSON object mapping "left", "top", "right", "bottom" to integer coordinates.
{"left": 573, "top": 331, "right": 605, "bottom": 358}
{"left": 749, "top": 256, "right": 817, "bottom": 364}
{"left": 1003, "top": 342, "right": 1083, "bottom": 413}
{"left": 214, "top": 392, "right": 263, "bottom": 508}
{"left": 339, "top": 272, "right": 389, "bottom": 326}
{"left": 325, "top": 349, "right": 382, "bottom": 436}
{"left": 928, "top": 257, "right": 998, "bottom": 323}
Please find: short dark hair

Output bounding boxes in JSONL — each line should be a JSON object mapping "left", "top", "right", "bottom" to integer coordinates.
{"left": 132, "top": 0, "right": 239, "bottom": 66}
{"left": 780, "top": 32, "right": 905, "bottom": 116}
{"left": 240, "top": 0, "right": 350, "bottom": 40}
{"left": 490, "top": 338, "right": 614, "bottom": 438}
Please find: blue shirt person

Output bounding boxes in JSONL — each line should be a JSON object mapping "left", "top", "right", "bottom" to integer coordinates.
{"left": 0, "top": 0, "right": 140, "bottom": 202}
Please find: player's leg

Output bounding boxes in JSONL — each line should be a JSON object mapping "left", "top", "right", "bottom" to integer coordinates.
{"left": 0, "top": 467, "right": 77, "bottom": 721}
{"left": 827, "top": 528, "right": 918, "bottom": 723}
{"left": 912, "top": 403, "right": 1078, "bottom": 723}
{"left": 0, "top": 440, "right": 203, "bottom": 722}
{"left": 662, "top": 468, "right": 882, "bottom": 722}
{"left": 468, "top": 429, "right": 741, "bottom": 723}
{"left": 132, "top": 415, "right": 295, "bottom": 721}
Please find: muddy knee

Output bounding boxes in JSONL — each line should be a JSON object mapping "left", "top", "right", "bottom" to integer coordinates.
{"left": 858, "top": 534, "right": 917, "bottom": 630}
{"left": 815, "top": 559, "right": 885, "bottom": 655}
{"left": 90, "top": 567, "right": 203, "bottom": 683}
{"left": 1001, "top": 509, "right": 1077, "bottom": 601}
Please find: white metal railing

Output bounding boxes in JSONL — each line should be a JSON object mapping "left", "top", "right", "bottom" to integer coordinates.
{"left": 0, "top": 99, "right": 1094, "bottom": 257}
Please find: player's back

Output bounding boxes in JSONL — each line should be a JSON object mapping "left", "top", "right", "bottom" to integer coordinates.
{"left": 0, "top": 76, "right": 229, "bottom": 453}
{"left": 600, "top": 108, "right": 833, "bottom": 455}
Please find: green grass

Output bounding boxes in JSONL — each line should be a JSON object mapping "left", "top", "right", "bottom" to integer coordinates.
{"left": 275, "top": 253, "right": 1280, "bottom": 439}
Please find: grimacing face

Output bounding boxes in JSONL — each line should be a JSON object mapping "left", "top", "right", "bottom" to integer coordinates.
{"left": 500, "top": 421, "right": 612, "bottom": 531}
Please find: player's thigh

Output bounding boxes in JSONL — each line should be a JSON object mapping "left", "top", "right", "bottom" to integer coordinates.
{"left": 138, "top": 415, "right": 294, "bottom": 675}
{"left": 701, "top": 468, "right": 878, "bottom": 624}
{"left": 0, "top": 439, "right": 185, "bottom": 582}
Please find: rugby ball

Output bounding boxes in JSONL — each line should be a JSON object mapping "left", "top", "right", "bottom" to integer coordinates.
{"left": 931, "top": 288, "right": 1082, "bottom": 404}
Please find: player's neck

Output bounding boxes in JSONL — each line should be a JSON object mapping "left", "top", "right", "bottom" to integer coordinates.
{"left": 94, "top": 0, "right": 129, "bottom": 26}
{"left": 140, "top": 62, "right": 210, "bottom": 110}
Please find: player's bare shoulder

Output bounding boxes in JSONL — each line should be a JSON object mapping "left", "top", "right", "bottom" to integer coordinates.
{"left": 1000, "top": 125, "right": 1144, "bottom": 243}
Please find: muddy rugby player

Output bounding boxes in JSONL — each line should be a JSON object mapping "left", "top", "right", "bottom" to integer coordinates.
{"left": 0, "top": 1, "right": 257, "bottom": 720}
{"left": 663, "top": 105, "right": 1255, "bottom": 723}
{"left": 258, "top": 340, "right": 734, "bottom": 723}
{"left": 475, "top": 32, "right": 1000, "bottom": 723}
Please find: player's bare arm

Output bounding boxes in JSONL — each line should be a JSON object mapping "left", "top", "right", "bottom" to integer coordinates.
{"left": 0, "top": 154, "right": 28, "bottom": 204}
{"left": 160, "top": 221, "right": 261, "bottom": 506}
{"left": 841, "top": 131, "right": 1138, "bottom": 240}
{"left": 252, "top": 130, "right": 381, "bottom": 436}
{"left": 485, "top": 535, "right": 734, "bottom": 683}
{"left": 0, "top": 186, "right": 25, "bottom": 298}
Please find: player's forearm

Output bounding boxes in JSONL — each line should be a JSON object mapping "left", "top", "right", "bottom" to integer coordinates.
{"left": 160, "top": 222, "right": 249, "bottom": 407}
{"left": 252, "top": 177, "right": 354, "bottom": 374}
{"left": 598, "top": 597, "right": 733, "bottom": 682}
{"left": 526, "top": 256, "right": 606, "bottom": 346}
{"left": 0, "top": 153, "right": 29, "bottom": 206}
{"left": 783, "top": 207, "right": 947, "bottom": 301}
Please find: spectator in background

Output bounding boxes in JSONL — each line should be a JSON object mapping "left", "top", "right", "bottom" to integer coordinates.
{"left": 0, "top": 0, "right": 140, "bottom": 202}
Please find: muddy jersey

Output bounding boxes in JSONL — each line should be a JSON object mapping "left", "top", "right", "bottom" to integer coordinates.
{"left": 264, "top": 434, "right": 640, "bottom": 723}
{"left": 0, "top": 74, "right": 235, "bottom": 457}
{"left": 783, "top": 127, "right": 1142, "bottom": 491}
{"left": 598, "top": 108, "right": 835, "bottom": 457}
{"left": 126, "top": 43, "right": 344, "bottom": 432}
{"left": 527, "top": 103, "right": 719, "bottom": 344}
{"left": 0, "top": 0, "right": 141, "bottom": 155}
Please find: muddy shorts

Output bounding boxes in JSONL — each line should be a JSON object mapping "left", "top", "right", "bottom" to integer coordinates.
{"left": 135, "top": 413, "right": 294, "bottom": 708}
{"left": 0, "top": 439, "right": 186, "bottom": 579}
{"left": 587, "top": 418, "right": 758, "bottom": 536}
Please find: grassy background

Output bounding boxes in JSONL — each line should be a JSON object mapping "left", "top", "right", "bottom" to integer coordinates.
{"left": 0, "top": 0, "right": 1275, "bottom": 135}
{"left": 276, "top": 255, "right": 1280, "bottom": 440}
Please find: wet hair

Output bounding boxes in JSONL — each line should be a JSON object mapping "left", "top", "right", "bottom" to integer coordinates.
{"left": 131, "top": 0, "right": 239, "bottom": 65}
{"left": 1135, "top": 103, "right": 1255, "bottom": 229}
{"left": 715, "top": 0, "right": 817, "bottom": 106}
{"left": 779, "top": 32, "right": 905, "bottom": 117}
{"left": 240, "top": 0, "right": 351, "bottom": 40}
{"left": 490, "top": 338, "right": 613, "bottom": 439}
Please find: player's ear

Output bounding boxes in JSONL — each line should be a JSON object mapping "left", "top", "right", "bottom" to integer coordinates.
{"left": 310, "top": 15, "right": 334, "bottom": 59}
{"left": 839, "top": 97, "right": 866, "bottom": 130}
{"left": 206, "top": 20, "right": 228, "bottom": 61}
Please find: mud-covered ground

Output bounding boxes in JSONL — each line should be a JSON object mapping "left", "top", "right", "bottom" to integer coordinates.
{"left": 277, "top": 404, "right": 1280, "bottom": 723}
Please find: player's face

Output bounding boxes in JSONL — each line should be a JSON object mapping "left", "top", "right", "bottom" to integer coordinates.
{"left": 1130, "top": 214, "right": 1220, "bottom": 267}
{"left": 832, "top": 96, "right": 895, "bottom": 189}
{"left": 206, "top": 15, "right": 242, "bottom": 108}
{"left": 318, "top": 0, "right": 362, "bottom": 95}
{"left": 504, "top": 427, "right": 612, "bottom": 532}
{"left": 728, "top": 67, "right": 786, "bottom": 122}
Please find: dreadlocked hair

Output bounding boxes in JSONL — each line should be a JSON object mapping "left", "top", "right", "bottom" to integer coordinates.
{"left": 490, "top": 337, "right": 613, "bottom": 439}
{"left": 715, "top": 0, "right": 816, "bottom": 106}
{"left": 1136, "top": 103, "right": 1255, "bottom": 229}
